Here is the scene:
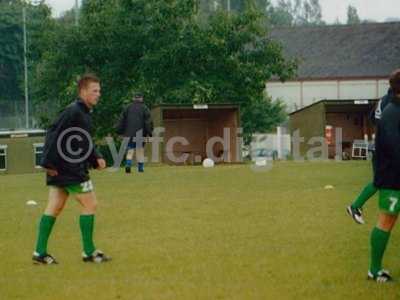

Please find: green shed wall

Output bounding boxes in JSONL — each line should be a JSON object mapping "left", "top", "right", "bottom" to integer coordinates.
{"left": 0, "top": 135, "right": 45, "bottom": 175}
{"left": 289, "top": 102, "right": 326, "bottom": 158}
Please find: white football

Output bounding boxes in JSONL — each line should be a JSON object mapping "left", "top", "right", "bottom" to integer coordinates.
{"left": 202, "top": 158, "right": 215, "bottom": 168}
{"left": 26, "top": 200, "right": 38, "bottom": 206}
{"left": 255, "top": 159, "right": 267, "bottom": 167}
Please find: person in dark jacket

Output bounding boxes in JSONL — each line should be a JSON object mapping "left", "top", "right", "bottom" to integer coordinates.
{"left": 347, "top": 88, "right": 395, "bottom": 224}
{"left": 116, "top": 93, "right": 153, "bottom": 173}
{"left": 365, "top": 69, "right": 400, "bottom": 282}
{"left": 32, "top": 74, "right": 110, "bottom": 264}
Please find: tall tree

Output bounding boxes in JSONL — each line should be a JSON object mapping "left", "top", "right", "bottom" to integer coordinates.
{"left": 347, "top": 5, "right": 360, "bottom": 24}
{"left": 266, "top": 0, "right": 293, "bottom": 26}
{"left": 0, "top": 0, "right": 24, "bottom": 103}
{"left": 33, "top": 0, "right": 296, "bottom": 139}
{"left": 260, "top": 0, "right": 325, "bottom": 27}
{"left": 254, "top": 0, "right": 270, "bottom": 13}
{"left": 0, "top": 0, "right": 53, "bottom": 128}
{"left": 294, "top": 0, "right": 324, "bottom": 25}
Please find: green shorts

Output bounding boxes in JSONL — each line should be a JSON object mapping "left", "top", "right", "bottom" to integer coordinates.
{"left": 379, "top": 189, "right": 400, "bottom": 215}
{"left": 63, "top": 180, "right": 94, "bottom": 195}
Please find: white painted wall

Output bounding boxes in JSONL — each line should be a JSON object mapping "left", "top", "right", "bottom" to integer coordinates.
{"left": 303, "top": 81, "right": 337, "bottom": 107}
{"left": 267, "top": 82, "right": 301, "bottom": 112}
{"left": 378, "top": 79, "right": 390, "bottom": 96}
{"left": 340, "top": 80, "right": 377, "bottom": 99}
{"left": 266, "top": 79, "right": 390, "bottom": 112}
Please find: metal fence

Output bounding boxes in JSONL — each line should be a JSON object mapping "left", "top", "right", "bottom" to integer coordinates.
{"left": 0, "top": 100, "right": 39, "bottom": 129}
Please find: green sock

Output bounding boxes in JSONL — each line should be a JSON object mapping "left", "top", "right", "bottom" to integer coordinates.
{"left": 35, "top": 215, "right": 56, "bottom": 255}
{"left": 352, "top": 182, "right": 378, "bottom": 209}
{"left": 80, "top": 215, "right": 96, "bottom": 256}
{"left": 370, "top": 227, "right": 391, "bottom": 275}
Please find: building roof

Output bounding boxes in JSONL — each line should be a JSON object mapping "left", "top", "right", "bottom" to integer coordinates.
{"left": 152, "top": 103, "right": 239, "bottom": 110}
{"left": 289, "top": 99, "right": 379, "bottom": 116}
{"left": 269, "top": 22, "right": 400, "bottom": 80}
{"left": 0, "top": 129, "right": 45, "bottom": 138}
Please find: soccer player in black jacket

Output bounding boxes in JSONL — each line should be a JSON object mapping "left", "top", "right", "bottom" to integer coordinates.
{"left": 347, "top": 88, "right": 394, "bottom": 224}
{"left": 366, "top": 69, "right": 400, "bottom": 282}
{"left": 32, "top": 74, "right": 110, "bottom": 264}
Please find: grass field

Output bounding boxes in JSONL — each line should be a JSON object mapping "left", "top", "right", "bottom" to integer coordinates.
{"left": 1, "top": 161, "right": 400, "bottom": 299}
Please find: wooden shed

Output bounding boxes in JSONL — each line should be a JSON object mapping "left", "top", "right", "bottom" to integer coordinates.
{"left": 149, "top": 104, "right": 241, "bottom": 165}
{"left": 289, "top": 99, "right": 378, "bottom": 159}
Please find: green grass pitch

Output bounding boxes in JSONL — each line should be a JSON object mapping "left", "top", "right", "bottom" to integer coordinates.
{"left": 1, "top": 161, "right": 399, "bottom": 299}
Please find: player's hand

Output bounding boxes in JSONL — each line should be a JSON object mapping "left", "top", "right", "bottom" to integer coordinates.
{"left": 46, "top": 168, "right": 58, "bottom": 177}
{"left": 97, "top": 158, "right": 106, "bottom": 170}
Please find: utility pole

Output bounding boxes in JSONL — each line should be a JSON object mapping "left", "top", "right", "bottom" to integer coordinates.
{"left": 23, "top": 7, "right": 29, "bottom": 128}
{"left": 22, "top": 0, "right": 41, "bottom": 129}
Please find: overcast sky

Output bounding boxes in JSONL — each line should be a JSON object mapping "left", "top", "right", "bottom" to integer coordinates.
{"left": 46, "top": 0, "right": 400, "bottom": 23}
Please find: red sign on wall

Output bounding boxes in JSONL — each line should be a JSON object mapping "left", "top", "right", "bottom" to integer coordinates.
{"left": 325, "top": 125, "right": 333, "bottom": 145}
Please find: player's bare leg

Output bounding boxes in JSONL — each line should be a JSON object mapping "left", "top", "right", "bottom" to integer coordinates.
{"left": 136, "top": 147, "right": 145, "bottom": 172}
{"left": 125, "top": 148, "right": 135, "bottom": 173}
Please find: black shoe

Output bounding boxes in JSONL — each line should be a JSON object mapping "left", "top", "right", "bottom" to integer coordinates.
{"left": 82, "top": 250, "right": 111, "bottom": 263}
{"left": 368, "top": 270, "right": 392, "bottom": 283}
{"left": 32, "top": 252, "right": 58, "bottom": 265}
{"left": 346, "top": 206, "right": 365, "bottom": 224}
{"left": 125, "top": 167, "right": 131, "bottom": 174}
